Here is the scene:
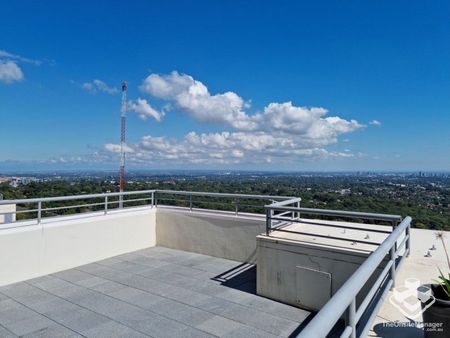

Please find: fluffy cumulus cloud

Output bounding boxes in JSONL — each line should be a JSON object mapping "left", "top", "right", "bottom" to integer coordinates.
{"left": 82, "top": 79, "right": 118, "bottom": 94}
{"left": 103, "top": 71, "right": 366, "bottom": 165}
{"left": 0, "top": 61, "right": 24, "bottom": 83}
{"left": 0, "top": 50, "right": 42, "bottom": 84}
{"left": 140, "top": 71, "right": 256, "bottom": 129}
{"left": 128, "top": 98, "right": 164, "bottom": 122}
{"left": 370, "top": 119, "right": 382, "bottom": 126}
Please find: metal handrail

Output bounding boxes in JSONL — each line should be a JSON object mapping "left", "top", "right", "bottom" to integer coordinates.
{"left": 154, "top": 189, "right": 295, "bottom": 201}
{"left": 297, "top": 216, "right": 412, "bottom": 338}
{"left": 0, "top": 189, "right": 297, "bottom": 225}
{"left": 265, "top": 205, "right": 402, "bottom": 223}
{"left": 0, "top": 189, "right": 156, "bottom": 205}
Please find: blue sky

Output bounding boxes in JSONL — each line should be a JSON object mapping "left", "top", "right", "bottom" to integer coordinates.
{"left": 1, "top": 0, "right": 449, "bottom": 171}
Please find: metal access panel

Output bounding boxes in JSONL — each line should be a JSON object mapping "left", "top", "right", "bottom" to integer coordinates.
{"left": 296, "top": 266, "right": 332, "bottom": 311}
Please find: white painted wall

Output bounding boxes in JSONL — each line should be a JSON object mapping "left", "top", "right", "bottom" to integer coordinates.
{"left": 0, "top": 207, "right": 156, "bottom": 286}
{"left": 256, "top": 235, "right": 388, "bottom": 311}
{"left": 0, "top": 204, "right": 16, "bottom": 224}
{"left": 156, "top": 207, "right": 266, "bottom": 262}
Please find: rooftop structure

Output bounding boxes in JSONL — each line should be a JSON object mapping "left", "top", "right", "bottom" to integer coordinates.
{"left": 0, "top": 190, "right": 448, "bottom": 337}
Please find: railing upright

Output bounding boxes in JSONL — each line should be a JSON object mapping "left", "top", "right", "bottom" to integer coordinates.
{"left": 37, "top": 201, "right": 42, "bottom": 224}
{"left": 104, "top": 196, "right": 108, "bottom": 215}
{"left": 266, "top": 208, "right": 272, "bottom": 235}
{"left": 389, "top": 246, "right": 396, "bottom": 288}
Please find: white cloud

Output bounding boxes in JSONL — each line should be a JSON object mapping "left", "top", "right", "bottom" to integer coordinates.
{"left": 0, "top": 61, "right": 23, "bottom": 83}
{"left": 82, "top": 79, "right": 118, "bottom": 94}
{"left": 370, "top": 119, "right": 382, "bottom": 126}
{"left": 140, "top": 71, "right": 256, "bottom": 129}
{"left": 128, "top": 98, "right": 164, "bottom": 122}
{"left": 104, "top": 130, "right": 357, "bottom": 165}
{"left": 0, "top": 50, "right": 42, "bottom": 84}
{"left": 139, "top": 72, "right": 364, "bottom": 140}
{"left": 104, "top": 143, "right": 134, "bottom": 153}
{"left": 101, "top": 71, "right": 366, "bottom": 166}
{"left": 0, "top": 50, "right": 41, "bottom": 65}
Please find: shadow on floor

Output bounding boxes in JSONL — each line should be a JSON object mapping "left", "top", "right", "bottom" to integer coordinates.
{"left": 211, "top": 262, "right": 257, "bottom": 294}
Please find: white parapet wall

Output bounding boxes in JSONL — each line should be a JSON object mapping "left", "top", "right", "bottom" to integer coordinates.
{"left": 0, "top": 207, "right": 156, "bottom": 286}
{"left": 156, "top": 207, "right": 266, "bottom": 262}
{"left": 0, "top": 204, "right": 16, "bottom": 224}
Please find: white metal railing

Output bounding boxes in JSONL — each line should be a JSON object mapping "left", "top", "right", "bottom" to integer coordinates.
{"left": 294, "top": 216, "right": 412, "bottom": 338}
{"left": 0, "top": 189, "right": 412, "bottom": 337}
{"left": 0, "top": 189, "right": 295, "bottom": 227}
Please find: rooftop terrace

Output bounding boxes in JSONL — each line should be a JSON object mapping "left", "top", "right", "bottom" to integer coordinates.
{"left": 0, "top": 189, "right": 447, "bottom": 338}
{"left": 0, "top": 246, "right": 310, "bottom": 337}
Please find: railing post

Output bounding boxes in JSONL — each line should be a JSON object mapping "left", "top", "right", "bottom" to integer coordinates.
{"left": 296, "top": 200, "right": 301, "bottom": 220}
{"left": 266, "top": 208, "right": 272, "bottom": 235}
{"left": 345, "top": 299, "right": 356, "bottom": 338}
{"left": 104, "top": 196, "right": 108, "bottom": 215}
{"left": 405, "top": 223, "right": 411, "bottom": 257}
{"left": 37, "top": 201, "right": 42, "bottom": 224}
{"left": 151, "top": 191, "right": 154, "bottom": 208}
{"left": 392, "top": 220, "right": 398, "bottom": 252}
{"left": 235, "top": 198, "right": 239, "bottom": 216}
{"left": 390, "top": 246, "right": 396, "bottom": 288}
{"left": 154, "top": 191, "right": 158, "bottom": 207}
{"left": 189, "top": 195, "right": 193, "bottom": 211}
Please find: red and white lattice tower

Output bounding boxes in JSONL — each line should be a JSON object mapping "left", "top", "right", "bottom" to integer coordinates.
{"left": 119, "top": 81, "right": 127, "bottom": 208}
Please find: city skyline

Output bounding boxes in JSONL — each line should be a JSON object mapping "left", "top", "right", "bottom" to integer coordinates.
{"left": 1, "top": 1, "right": 449, "bottom": 171}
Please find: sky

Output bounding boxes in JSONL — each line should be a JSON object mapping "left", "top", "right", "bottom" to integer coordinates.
{"left": 1, "top": 0, "right": 449, "bottom": 172}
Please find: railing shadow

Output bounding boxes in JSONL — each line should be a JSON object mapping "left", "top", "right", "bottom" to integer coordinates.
{"left": 211, "top": 262, "right": 257, "bottom": 294}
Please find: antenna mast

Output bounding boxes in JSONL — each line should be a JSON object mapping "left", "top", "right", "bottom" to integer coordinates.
{"left": 119, "top": 81, "right": 127, "bottom": 208}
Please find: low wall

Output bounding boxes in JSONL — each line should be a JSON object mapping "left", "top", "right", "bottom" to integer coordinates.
{"left": 0, "top": 204, "right": 16, "bottom": 224}
{"left": 156, "top": 207, "right": 266, "bottom": 262}
{"left": 0, "top": 207, "right": 156, "bottom": 286}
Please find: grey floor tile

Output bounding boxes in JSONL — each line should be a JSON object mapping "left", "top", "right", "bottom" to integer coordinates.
{"left": 58, "top": 309, "right": 111, "bottom": 334}
{"left": 0, "top": 246, "right": 309, "bottom": 337}
{"left": 0, "top": 325, "right": 18, "bottom": 338}
{"left": 83, "top": 320, "right": 150, "bottom": 338}
{"left": 147, "top": 298, "right": 215, "bottom": 326}
{"left": 21, "top": 324, "right": 83, "bottom": 338}
{"left": 196, "top": 315, "right": 244, "bottom": 337}
{"left": 222, "top": 325, "right": 278, "bottom": 338}
{"left": 221, "top": 304, "right": 300, "bottom": 337}
{"left": 2, "top": 314, "right": 54, "bottom": 336}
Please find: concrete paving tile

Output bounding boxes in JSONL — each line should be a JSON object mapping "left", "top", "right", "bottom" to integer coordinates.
{"left": 196, "top": 315, "right": 244, "bottom": 337}
{"left": 21, "top": 324, "right": 83, "bottom": 338}
{"left": 82, "top": 320, "right": 150, "bottom": 338}
{"left": 59, "top": 310, "right": 111, "bottom": 334}
{"left": 53, "top": 269, "right": 93, "bottom": 283}
{"left": 0, "top": 325, "right": 18, "bottom": 338}
{"left": 147, "top": 298, "right": 215, "bottom": 326}
{"left": 108, "top": 287, "right": 164, "bottom": 308}
{"left": 222, "top": 325, "right": 278, "bottom": 338}
{"left": 90, "top": 280, "right": 127, "bottom": 294}
{"left": 3, "top": 314, "right": 54, "bottom": 336}
{"left": 221, "top": 303, "right": 300, "bottom": 337}
{"left": 195, "top": 296, "right": 239, "bottom": 315}
{"left": 0, "top": 301, "right": 39, "bottom": 325}
{"left": 75, "top": 276, "right": 108, "bottom": 288}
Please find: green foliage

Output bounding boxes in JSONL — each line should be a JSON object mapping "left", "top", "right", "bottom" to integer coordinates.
{"left": 1, "top": 174, "right": 449, "bottom": 230}
{"left": 434, "top": 268, "right": 450, "bottom": 299}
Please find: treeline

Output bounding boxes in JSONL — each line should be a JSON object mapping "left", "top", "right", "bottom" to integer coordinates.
{"left": 0, "top": 175, "right": 448, "bottom": 230}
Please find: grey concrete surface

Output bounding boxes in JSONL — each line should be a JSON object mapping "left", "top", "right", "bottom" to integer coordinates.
{"left": 0, "top": 246, "right": 310, "bottom": 337}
